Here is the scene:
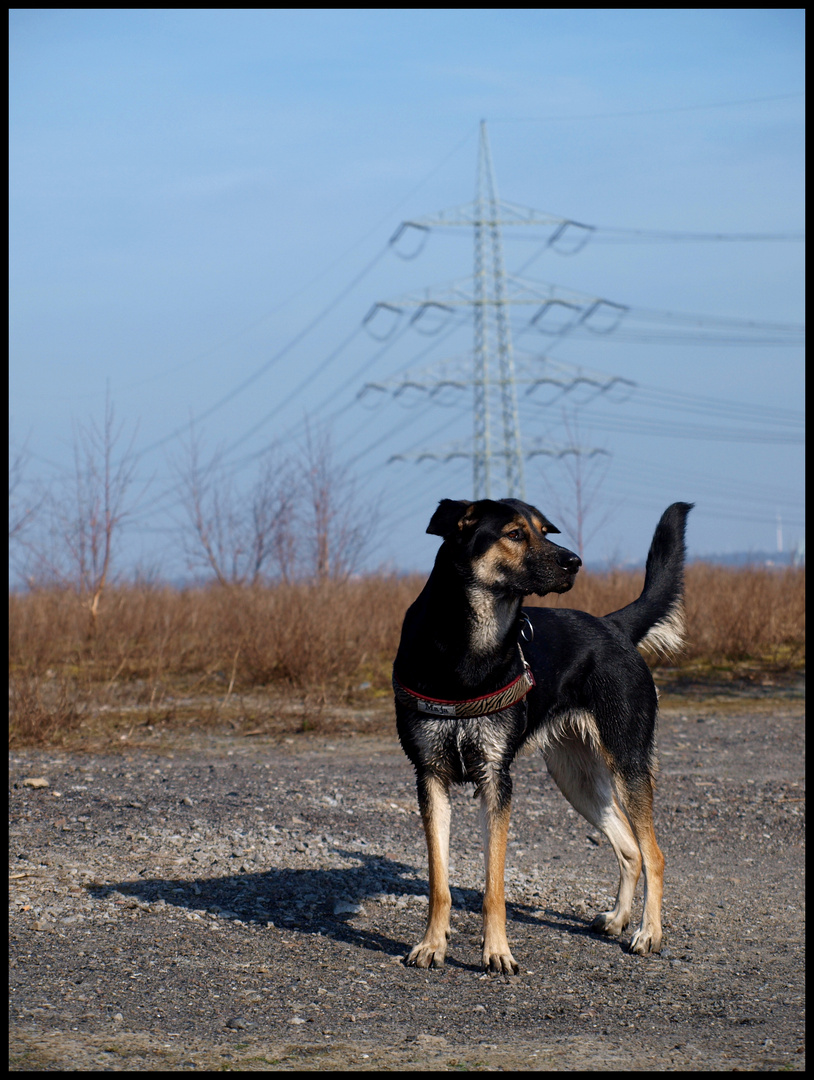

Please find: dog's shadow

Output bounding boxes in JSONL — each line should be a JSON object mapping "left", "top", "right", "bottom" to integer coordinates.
{"left": 88, "top": 848, "right": 608, "bottom": 970}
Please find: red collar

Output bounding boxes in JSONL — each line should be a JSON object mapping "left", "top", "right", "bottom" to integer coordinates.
{"left": 393, "top": 647, "right": 535, "bottom": 718}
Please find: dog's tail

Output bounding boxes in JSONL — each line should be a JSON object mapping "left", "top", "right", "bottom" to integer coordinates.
{"left": 605, "top": 502, "right": 694, "bottom": 657}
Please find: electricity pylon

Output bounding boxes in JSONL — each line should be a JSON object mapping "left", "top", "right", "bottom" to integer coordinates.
{"left": 472, "top": 120, "right": 522, "bottom": 498}
{"left": 361, "top": 120, "right": 628, "bottom": 499}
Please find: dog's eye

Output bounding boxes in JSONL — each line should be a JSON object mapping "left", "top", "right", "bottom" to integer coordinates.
{"left": 505, "top": 529, "right": 525, "bottom": 542}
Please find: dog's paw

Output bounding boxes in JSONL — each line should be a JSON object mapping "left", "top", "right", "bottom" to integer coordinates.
{"left": 405, "top": 940, "right": 447, "bottom": 969}
{"left": 591, "top": 909, "right": 630, "bottom": 937}
{"left": 482, "top": 949, "right": 519, "bottom": 976}
{"left": 629, "top": 925, "right": 662, "bottom": 955}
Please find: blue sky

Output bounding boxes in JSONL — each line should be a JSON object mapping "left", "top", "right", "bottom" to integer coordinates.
{"left": 9, "top": 9, "right": 805, "bottom": 579}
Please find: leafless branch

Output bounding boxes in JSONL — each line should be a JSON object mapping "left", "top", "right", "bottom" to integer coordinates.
{"left": 9, "top": 442, "right": 42, "bottom": 542}
{"left": 20, "top": 394, "right": 139, "bottom": 628}
{"left": 539, "top": 410, "right": 614, "bottom": 562}
{"left": 174, "top": 425, "right": 301, "bottom": 586}
{"left": 302, "top": 420, "right": 375, "bottom": 581}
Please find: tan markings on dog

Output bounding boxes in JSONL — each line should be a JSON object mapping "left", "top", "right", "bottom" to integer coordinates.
{"left": 412, "top": 716, "right": 514, "bottom": 777}
{"left": 458, "top": 504, "right": 477, "bottom": 532}
{"left": 472, "top": 517, "right": 528, "bottom": 589}
{"left": 495, "top": 535, "right": 527, "bottom": 568}
{"left": 471, "top": 548, "right": 507, "bottom": 588}
{"left": 407, "top": 775, "right": 452, "bottom": 968}
{"left": 500, "top": 515, "right": 529, "bottom": 538}
{"left": 638, "top": 600, "right": 686, "bottom": 658}
{"left": 522, "top": 708, "right": 604, "bottom": 758}
{"left": 466, "top": 585, "right": 502, "bottom": 652}
{"left": 478, "top": 798, "right": 518, "bottom": 974}
{"left": 471, "top": 562, "right": 499, "bottom": 591}
{"left": 542, "top": 733, "right": 644, "bottom": 939}
{"left": 621, "top": 781, "right": 665, "bottom": 955}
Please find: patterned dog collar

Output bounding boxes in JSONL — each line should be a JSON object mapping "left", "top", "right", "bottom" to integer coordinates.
{"left": 393, "top": 647, "right": 535, "bottom": 719}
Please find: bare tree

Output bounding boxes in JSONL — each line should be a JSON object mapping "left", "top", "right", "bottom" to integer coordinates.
{"left": 22, "top": 395, "right": 139, "bottom": 627}
{"left": 9, "top": 441, "right": 41, "bottom": 543}
{"left": 176, "top": 430, "right": 238, "bottom": 587}
{"left": 253, "top": 451, "right": 300, "bottom": 584}
{"left": 301, "top": 420, "right": 374, "bottom": 581}
{"left": 175, "top": 427, "right": 300, "bottom": 586}
{"left": 175, "top": 419, "right": 374, "bottom": 586}
{"left": 539, "top": 410, "right": 613, "bottom": 563}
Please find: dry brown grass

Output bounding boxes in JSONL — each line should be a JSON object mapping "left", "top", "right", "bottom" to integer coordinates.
{"left": 530, "top": 562, "right": 806, "bottom": 670}
{"left": 8, "top": 564, "right": 805, "bottom": 747}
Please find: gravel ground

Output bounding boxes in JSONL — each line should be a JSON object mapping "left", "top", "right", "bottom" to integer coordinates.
{"left": 9, "top": 687, "right": 805, "bottom": 1071}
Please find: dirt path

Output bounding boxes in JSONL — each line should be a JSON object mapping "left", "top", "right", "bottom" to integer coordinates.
{"left": 9, "top": 690, "right": 805, "bottom": 1071}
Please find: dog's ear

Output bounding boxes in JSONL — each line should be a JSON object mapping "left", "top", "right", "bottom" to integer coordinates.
{"left": 528, "top": 505, "right": 560, "bottom": 535}
{"left": 426, "top": 499, "right": 473, "bottom": 538}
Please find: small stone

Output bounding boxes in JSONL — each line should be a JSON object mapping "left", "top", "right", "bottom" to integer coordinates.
{"left": 226, "top": 1016, "right": 250, "bottom": 1030}
{"left": 333, "top": 900, "right": 365, "bottom": 916}
{"left": 22, "top": 778, "right": 49, "bottom": 789}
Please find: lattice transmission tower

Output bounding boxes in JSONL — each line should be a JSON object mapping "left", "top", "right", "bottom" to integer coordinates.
{"left": 361, "top": 120, "right": 630, "bottom": 500}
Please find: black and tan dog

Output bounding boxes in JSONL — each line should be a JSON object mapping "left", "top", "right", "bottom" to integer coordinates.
{"left": 393, "top": 497, "right": 692, "bottom": 973}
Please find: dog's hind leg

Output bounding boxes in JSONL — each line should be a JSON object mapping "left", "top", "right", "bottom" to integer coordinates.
{"left": 616, "top": 776, "right": 664, "bottom": 955}
{"left": 406, "top": 773, "right": 452, "bottom": 968}
{"left": 543, "top": 730, "right": 642, "bottom": 941}
{"left": 478, "top": 778, "right": 520, "bottom": 974}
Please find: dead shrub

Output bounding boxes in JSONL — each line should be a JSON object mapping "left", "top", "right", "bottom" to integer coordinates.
{"left": 9, "top": 672, "right": 86, "bottom": 747}
{"left": 682, "top": 563, "right": 805, "bottom": 666}
{"left": 528, "top": 561, "right": 805, "bottom": 668}
{"left": 7, "top": 564, "right": 804, "bottom": 746}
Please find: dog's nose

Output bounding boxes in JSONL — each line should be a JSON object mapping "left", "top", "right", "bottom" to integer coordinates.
{"left": 557, "top": 550, "right": 582, "bottom": 572}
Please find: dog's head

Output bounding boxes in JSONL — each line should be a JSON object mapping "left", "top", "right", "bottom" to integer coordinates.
{"left": 427, "top": 497, "right": 581, "bottom": 597}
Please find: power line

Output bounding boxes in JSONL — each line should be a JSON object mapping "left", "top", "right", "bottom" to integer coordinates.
{"left": 630, "top": 384, "right": 803, "bottom": 427}
{"left": 219, "top": 322, "right": 366, "bottom": 459}
{"left": 233, "top": 306, "right": 469, "bottom": 470}
{"left": 122, "top": 297, "right": 455, "bottom": 526}
{"left": 488, "top": 90, "right": 804, "bottom": 123}
{"left": 106, "top": 277, "right": 467, "bottom": 528}
{"left": 132, "top": 127, "right": 480, "bottom": 461}
{"left": 350, "top": 396, "right": 473, "bottom": 475}
{"left": 509, "top": 227, "right": 804, "bottom": 244}
{"left": 509, "top": 223, "right": 804, "bottom": 274}
{"left": 583, "top": 227, "right": 804, "bottom": 243}
{"left": 522, "top": 401, "right": 802, "bottom": 445}
{"left": 610, "top": 453, "right": 802, "bottom": 507}
{"left": 136, "top": 246, "right": 389, "bottom": 459}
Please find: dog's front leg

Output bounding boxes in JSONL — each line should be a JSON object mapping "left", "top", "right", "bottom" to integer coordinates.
{"left": 406, "top": 773, "right": 452, "bottom": 968}
{"left": 479, "top": 778, "right": 519, "bottom": 975}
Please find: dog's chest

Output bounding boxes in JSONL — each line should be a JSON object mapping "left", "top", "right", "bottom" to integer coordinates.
{"left": 407, "top": 712, "right": 524, "bottom": 783}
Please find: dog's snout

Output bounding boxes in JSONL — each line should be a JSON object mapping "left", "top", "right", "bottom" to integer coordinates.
{"left": 557, "top": 549, "right": 582, "bottom": 573}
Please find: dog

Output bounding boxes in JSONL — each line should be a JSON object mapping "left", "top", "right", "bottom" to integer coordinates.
{"left": 393, "top": 497, "right": 692, "bottom": 973}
